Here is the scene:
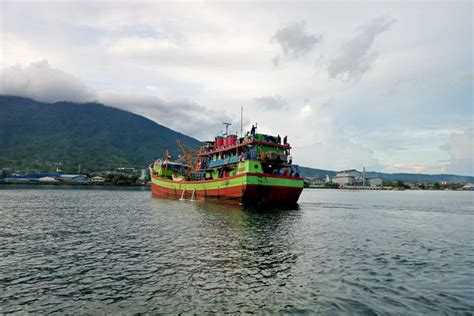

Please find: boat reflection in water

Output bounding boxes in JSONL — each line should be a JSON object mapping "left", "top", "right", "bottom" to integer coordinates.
{"left": 149, "top": 197, "right": 304, "bottom": 298}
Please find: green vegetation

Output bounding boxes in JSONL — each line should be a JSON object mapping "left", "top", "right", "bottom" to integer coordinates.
{"left": 324, "top": 182, "right": 339, "bottom": 189}
{"left": 299, "top": 166, "right": 336, "bottom": 179}
{"left": 1, "top": 95, "right": 473, "bottom": 184}
{"left": 0, "top": 96, "right": 202, "bottom": 173}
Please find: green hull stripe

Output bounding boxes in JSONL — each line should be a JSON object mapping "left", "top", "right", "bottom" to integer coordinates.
{"left": 151, "top": 174, "right": 303, "bottom": 190}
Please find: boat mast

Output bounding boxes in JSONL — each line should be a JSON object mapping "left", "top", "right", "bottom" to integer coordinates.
{"left": 222, "top": 122, "right": 232, "bottom": 135}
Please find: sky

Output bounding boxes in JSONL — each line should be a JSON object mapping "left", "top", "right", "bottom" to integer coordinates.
{"left": 0, "top": 0, "right": 472, "bottom": 175}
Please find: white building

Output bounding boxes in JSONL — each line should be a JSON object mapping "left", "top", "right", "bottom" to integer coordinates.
{"left": 304, "top": 177, "right": 325, "bottom": 186}
{"left": 331, "top": 169, "right": 363, "bottom": 185}
{"left": 367, "top": 177, "right": 383, "bottom": 186}
{"left": 332, "top": 169, "right": 382, "bottom": 186}
{"left": 38, "top": 176, "right": 59, "bottom": 183}
{"left": 337, "top": 169, "right": 362, "bottom": 178}
{"left": 332, "top": 175, "right": 355, "bottom": 185}
{"left": 59, "top": 174, "right": 88, "bottom": 182}
{"left": 462, "top": 184, "right": 474, "bottom": 191}
{"left": 139, "top": 169, "right": 149, "bottom": 181}
{"left": 90, "top": 176, "right": 106, "bottom": 183}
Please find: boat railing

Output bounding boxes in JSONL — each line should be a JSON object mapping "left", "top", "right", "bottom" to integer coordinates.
{"left": 207, "top": 156, "right": 241, "bottom": 168}
{"left": 199, "top": 139, "right": 290, "bottom": 156}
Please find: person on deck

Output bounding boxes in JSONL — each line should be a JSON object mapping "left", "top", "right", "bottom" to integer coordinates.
{"left": 294, "top": 166, "right": 301, "bottom": 177}
{"left": 283, "top": 135, "right": 287, "bottom": 145}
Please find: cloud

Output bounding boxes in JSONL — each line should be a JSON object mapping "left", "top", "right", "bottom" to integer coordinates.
{"left": 0, "top": 60, "right": 96, "bottom": 103}
{"left": 299, "top": 104, "right": 313, "bottom": 119}
{"left": 99, "top": 92, "right": 239, "bottom": 140}
{"left": 106, "top": 34, "right": 266, "bottom": 72}
{"left": 386, "top": 163, "right": 429, "bottom": 173}
{"left": 328, "top": 16, "right": 394, "bottom": 80}
{"left": 107, "top": 36, "right": 179, "bottom": 57}
{"left": 271, "top": 21, "right": 322, "bottom": 59}
{"left": 271, "top": 55, "right": 280, "bottom": 68}
{"left": 255, "top": 95, "right": 288, "bottom": 110}
{"left": 291, "top": 99, "right": 381, "bottom": 171}
{"left": 0, "top": 3, "right": 471, "bottom": 174}
{"left": 0, "top": 61, "right": 236, "bottom": 140}
{"left": 440, "top": 129, "right": 473, "bottom": 175}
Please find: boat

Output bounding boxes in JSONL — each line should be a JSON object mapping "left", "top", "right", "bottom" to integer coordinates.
{"left": 149, "top": 126, "right": 304, "bottom": 206}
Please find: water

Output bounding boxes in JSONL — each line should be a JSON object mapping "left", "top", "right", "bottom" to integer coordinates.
{"left": 1, "top": 187, "right": 473, "bottom": 314}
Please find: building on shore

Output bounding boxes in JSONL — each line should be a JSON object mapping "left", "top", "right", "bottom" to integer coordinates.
{"left": 462, "top": 183, "right": 474, "bottom": 191}
{"left": 139, "top": 169, "right": 149, "bottom": 181}
{"left": 2, "top": 173, "right": 88, "bottom": 183}
{"left": 331, "top": 169, "right": 382, "bottom": 187}
{"left": 304, "top": 177, "right": 325, "bottom": 186}
{"left": 90, "top": 176, "right": 106, "bottom": 183}
{"left": 38, "top": 176, "right": 59, "bottom": 183}
{"left": 367, "top": 177, "right": 383, "bottom": 187}
{"left": 331, "top": 169, "right": 362, "bottom": 185}
{"left": 58, "top": 174, "right": 88, "bottom": 183}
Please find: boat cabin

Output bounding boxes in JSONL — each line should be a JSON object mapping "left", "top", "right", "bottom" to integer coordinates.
{"left": 154, "top": 129, "right": 301, "bottom": 181}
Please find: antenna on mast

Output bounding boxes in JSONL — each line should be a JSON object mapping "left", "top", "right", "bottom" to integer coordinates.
{"left": 222, "top": 122, "right": 232, "bottom": 135}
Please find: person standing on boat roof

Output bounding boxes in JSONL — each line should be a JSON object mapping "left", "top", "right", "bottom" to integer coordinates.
{"left": 283, "top": 135, "right": 287, "bottom": 145}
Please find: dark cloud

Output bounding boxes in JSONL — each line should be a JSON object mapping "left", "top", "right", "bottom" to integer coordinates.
{"left": 328, "top": 17, "right": 394, "bottom": 80}
{"left": 99, "top": 92, "right": 240, "bottom": 140}
{"left": 0, "top": 60, "right": 96, "bottom": 103}
{"left": 0, "top": 61, "right": 233, "bottom": 140}
{"left": 255, "top": 95, "right": 288, "bottom": 110}
{"left": 271, "top": 21, "right": 322, "bottom": 59}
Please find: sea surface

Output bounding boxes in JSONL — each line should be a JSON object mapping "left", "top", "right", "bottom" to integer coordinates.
{"left": 1, "top": 186, "right": 473, "bottom": 315}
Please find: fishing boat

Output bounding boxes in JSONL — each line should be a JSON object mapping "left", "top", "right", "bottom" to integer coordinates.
{"left": 149, "top": 125, "right": 304, "bottom": 206}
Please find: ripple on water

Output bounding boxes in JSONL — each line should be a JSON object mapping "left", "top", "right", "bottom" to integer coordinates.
{"left": 0, "top": 188, "right": 473, "bottom": 314}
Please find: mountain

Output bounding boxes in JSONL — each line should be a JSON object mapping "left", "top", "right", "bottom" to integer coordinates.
{"left": 299, "top": 166, "right": 336, "bottom": 179}
{"left": 1, "top": 95, "right": 472, "bottom": 183}
{"left": 362, "top": 171, "right": 473, "bottom": 184}
{"left": 0, "top": 96, "right": 202, "bottom": 172}
{"left": 299, "top": 166, "right": 473, "bottom": 184}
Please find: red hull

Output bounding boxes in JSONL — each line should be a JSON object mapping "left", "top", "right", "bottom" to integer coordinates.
{"left": 151, "top": 182, "right": 303, "bottom": 206}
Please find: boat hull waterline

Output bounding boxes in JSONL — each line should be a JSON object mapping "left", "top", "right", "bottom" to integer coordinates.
{"left": 150, "top": 171, "right": 303, "bottom": 206}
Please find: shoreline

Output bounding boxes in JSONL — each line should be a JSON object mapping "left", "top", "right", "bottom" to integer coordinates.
{"left": 0, "top": 182, "right": 149, "bottom": 190}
